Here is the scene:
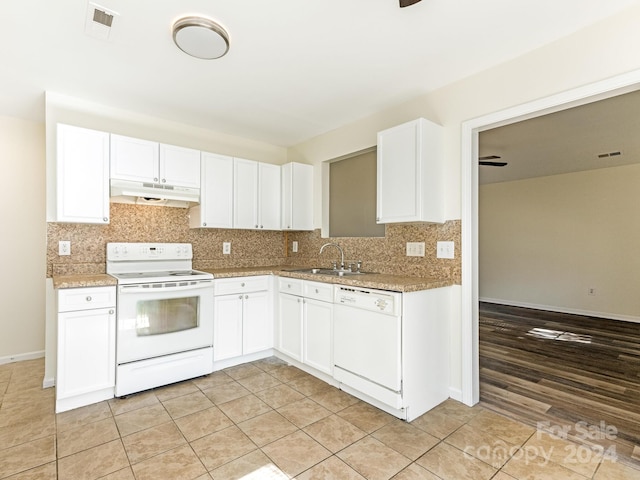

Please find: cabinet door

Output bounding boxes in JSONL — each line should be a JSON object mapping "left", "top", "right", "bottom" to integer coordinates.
{"left": 110, "top": 134, "right": 159, "bottom": 183}
{"left": 55, "top": 124, "right": 110, "bottom": 224}
{"left": 191, "top": 152, "right": 234, "bottom": 228}
{"left": 376, "top": 118, "right": 444, "bottom": 224}
{"left": 159, "top": 144, "right": 201, "bottom": 188}
{"left": 213, "top": 294, "right": 243, "bottom": 361}
{"left": 278, "top": 293, "right": 303, "bottom": 361}
{"left": 282, "top": 162, "right": 314, "bottom": 231}
{"left": 304, "top": 298, "right": 333, "bottom": 375}
{"left": 233, "top": 158, "right": 258, "bottom": 229}
{"left": 377, "top": 120, "right": 421, "bottom": 223}
{"left": 243, "top": 290, "right": 272, "bottom": 354}
{"left": 57, "top": 307, "right": 115, "bottom": 399}
{"left": 258, "top": 163, "right": 281, "bottom": 230}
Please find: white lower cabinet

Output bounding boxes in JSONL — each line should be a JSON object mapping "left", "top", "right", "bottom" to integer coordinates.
{"left": 277, "top": 279, "right": 333, "bottom": 374}
{"left": 213, "top": 276, "right": 273, "bottom": 366}
{"left": 56, "top": 286, "right": 116, "bottom": 413}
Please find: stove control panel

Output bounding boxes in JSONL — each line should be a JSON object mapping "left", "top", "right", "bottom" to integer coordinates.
{"left": 107, "top": 243, "right": 193, "bottom": 261}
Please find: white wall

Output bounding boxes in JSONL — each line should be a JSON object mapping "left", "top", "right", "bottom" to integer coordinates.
{"left": 480, "top": 164, "right": 640, "bottom": 321}
{"left": 288, "top": 3, "right": 640, "bottom": 394}
{"left": 0, "top": 116, "right": 46, "bottom": 362}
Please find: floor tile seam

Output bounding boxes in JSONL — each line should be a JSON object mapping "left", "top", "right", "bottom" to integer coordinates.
{"left": 120, "top": 421, "right": 192, "bottom": 468}
{"left": 129, "top": 442, "right": 207, "bottom": 478}
{"left": 111, "top": 401, "right": 171, "bottom": 438}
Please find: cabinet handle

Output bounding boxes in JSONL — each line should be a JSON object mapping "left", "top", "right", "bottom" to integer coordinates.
{"left": 154, "top": 177, "right": 159, "bottom": 182}
{"left": 161, "top": 178, "right": 166, "bottom": 183}
{"left": 245, "top": 295, "right": 249, "bottom": 299}
{"left": 260, "top": 225, "right": 264, "bottom": 228}
{"left": 255, "top": 224, "right": 259, "bottom": 228}
{"left": 239, "top": 295, "right": 243, "bottom": 299}
{"left": 203, "top": 222, "right": 207, "bottom": 227}
{"left": 241, "top": 282, "right": 245, "bottom": 287}
{"left": 103, "top": 217, "right": 108, "bottom": 222}
{"left": 109, "top": 309, "right": 114, "bottom": 315}
{"left": 315, "top": 289, "right": 319, "bottom": 294}
{"left": 86, "top": 296, "right": 92, "bottom": 302}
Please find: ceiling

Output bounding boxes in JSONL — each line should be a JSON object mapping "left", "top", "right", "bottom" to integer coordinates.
{"left": 479, "top": 89, "right": 640, "bottom": 184}
{"left": 1, "top": 0, "right": 638, "bottom": 147}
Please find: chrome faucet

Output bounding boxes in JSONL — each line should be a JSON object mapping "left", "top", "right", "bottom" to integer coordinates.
{"left": 319, "top": 242, "right": 345, "bottom": 270}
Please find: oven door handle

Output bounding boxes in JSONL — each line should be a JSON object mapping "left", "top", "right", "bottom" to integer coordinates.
{"left": 118, "top": 280, "right": 213, "bottom": 294}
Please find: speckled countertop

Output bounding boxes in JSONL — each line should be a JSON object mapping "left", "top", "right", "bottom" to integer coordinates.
{"left": 52, "top": 266, "right": 453, "bottom": 292}
{"left": 52, "top": 274, "right": 118, "bottom": 289}
{"left": 201, "top": 266, "right": 452, "bottom": 292}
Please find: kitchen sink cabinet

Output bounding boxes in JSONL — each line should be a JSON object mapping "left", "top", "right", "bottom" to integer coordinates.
{"left": 213, "top": 276, "right": 273, "bottom": 367}
{"left": 52, "top": 123, "right": 110, "bottom": 224}
{"left": 277, "top": 278, "right": 333, "bottom": 374}
{"left": 233, "top": 158, "right": 281, "bottom": 230}
{"left": 56, "top": 286, "right": 116, "bottom": 413}
{"left": 376, "top": 118, "right": 445, "bottom": 224}
{"left": 110, "top": 134, "right": 200, "bottom": 188}
{"left": 189, "top": 152, "right": 234, "bottom": 228}
{"left": 281, "top": 162, "right": 314, "bottom": 231}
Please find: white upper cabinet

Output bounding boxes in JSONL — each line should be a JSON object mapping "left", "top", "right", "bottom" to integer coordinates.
{"left": 189, "top": 152, "right": 234, "bottom": 228}
{"left": 233, "top": 158, "right": 281, "bottom": 230}
{"left": 258, "top": 163, "right": 281, "bottom": 230}
{"left": 281, "top": 162, "right": 313, "bottom": 231}
{"left": 54, "top": 123, "right": 110, "bottom": 224}
{"left": 376, "top": 118, "right": 444, "bottom": 224}
{"left": 159, "top": 144, "right": 201, "bottom": 188}
{"left": 110, "top": 134, "right": 200, "bottom": 188}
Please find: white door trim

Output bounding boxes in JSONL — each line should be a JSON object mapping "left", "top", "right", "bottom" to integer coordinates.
{"left": 460, "top": 68, "right": 640, "bottom": 406}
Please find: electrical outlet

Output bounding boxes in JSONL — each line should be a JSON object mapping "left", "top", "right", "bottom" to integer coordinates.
{"left": 437, "top": 241, "right": 455, "bottom": 259}
{"left": 406, "top": 242, "right": 425, "bottom": 257}
{"left": 223, "top": 242, "right": 231, "bottom": 255}
{"left": 292, "top": 241, "right": 298, "bottom": 253}
{"left": 59, "top": 240, "right": 71, "bottom": 256}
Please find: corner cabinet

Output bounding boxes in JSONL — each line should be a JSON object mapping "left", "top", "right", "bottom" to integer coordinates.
{"left": 281, "top": 162, "right": 314, "bottom": 231}
{"left": 56, "top": 286, "right": 116, "bottom": 413}
{"left": 213, "top": 276, "right": 273, "bottom": 368}
{"left": 376, "top": 118, "right": 445, "bottom": 224}
{"left": 53, "top": 124, "right": 110, "bottom": 224}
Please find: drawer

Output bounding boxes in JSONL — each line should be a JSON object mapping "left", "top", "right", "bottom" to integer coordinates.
{"left": 278, "top": 277, "right": 303, "bottom": 296}
{"left": 215, "top": 275, "right": 270, "bottom": 295}
{"left": 303, "top": 280, "right": 333, "bottom": 302}
{"left": 58, "top": 286, "right": 116, "bottom": 312}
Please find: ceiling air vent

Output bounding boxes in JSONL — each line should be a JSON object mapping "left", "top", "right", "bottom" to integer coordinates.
{"left": 85, "top": 2, "right": 119, "bottom": 41}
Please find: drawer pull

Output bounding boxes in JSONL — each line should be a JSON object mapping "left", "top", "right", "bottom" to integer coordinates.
{"left": 241, "top": 282, "right": 245, "bottom": 287}
{"left": 86, "top": 296, "right": 92, "bottom": 302}
{"left": 109, "top": 309, "right": 114, "bottom": 315}
{"left": 315, "top": 289, "right": 319, "bottom": 294}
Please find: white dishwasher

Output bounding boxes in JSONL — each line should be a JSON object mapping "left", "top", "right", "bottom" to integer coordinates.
{"left": 333, "top": 285, "right": 403, "bottom": 409}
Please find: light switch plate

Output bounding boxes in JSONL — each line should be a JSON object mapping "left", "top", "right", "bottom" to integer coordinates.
{"left": 437, "top": 241, "right": 455, "bottom": 259}
{"left": 222, "top": 242, "right": 231, "bottom": 255}
{"left": 406, "top": 242, "right": 425, "bottom": 257}
{"left": 292, "top": 241, "right": 298, "bottom": 253}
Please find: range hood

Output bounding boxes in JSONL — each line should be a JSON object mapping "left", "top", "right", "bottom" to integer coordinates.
{"left": 110, "top": 179, "right": 200, "bottom": 208}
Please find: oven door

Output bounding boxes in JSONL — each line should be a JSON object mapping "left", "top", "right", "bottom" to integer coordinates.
{"left": 116, "top": 279, "right": 213, "bottom": 364}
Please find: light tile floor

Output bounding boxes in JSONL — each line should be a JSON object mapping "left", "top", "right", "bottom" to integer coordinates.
{"left": 1, "top": 357, "right": 640, "bottom": 479}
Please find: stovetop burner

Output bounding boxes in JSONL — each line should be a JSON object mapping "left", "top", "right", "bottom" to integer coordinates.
{"left": 106, "top": 243, "right": 213, "bottom": 284}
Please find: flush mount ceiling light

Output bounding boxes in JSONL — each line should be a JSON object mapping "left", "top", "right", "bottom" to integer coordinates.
{"left": 172, "top": 16, "right": 229, "bottom": 59}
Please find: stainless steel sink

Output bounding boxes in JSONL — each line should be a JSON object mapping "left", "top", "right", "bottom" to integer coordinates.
{"left": 288, "top": 268, "right": 364, "bottom": 276}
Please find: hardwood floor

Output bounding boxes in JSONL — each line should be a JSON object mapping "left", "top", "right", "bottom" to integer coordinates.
{"left": 479, "top": 302, "right": 640, "bottom": 467}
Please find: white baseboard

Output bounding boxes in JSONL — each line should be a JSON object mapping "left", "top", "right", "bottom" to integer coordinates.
{"left": 0, "top": 350, "right": 45, "bottom": 366}
{"left": 449, "top": 387, "right": 463, "bottom": 403}
{"left": 480, "top": 297, "right": 640, "bottom": 324}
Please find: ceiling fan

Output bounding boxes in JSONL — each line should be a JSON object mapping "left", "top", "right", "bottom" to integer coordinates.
{"left": 399, "top": 0, "right": 422, "bottom": 7}
{"left": 479, "top": 155, "right": 508, "bottom": 167}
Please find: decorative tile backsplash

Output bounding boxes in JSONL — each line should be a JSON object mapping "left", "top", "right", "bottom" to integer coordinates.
{"left": 47, "top": 203, "right": 461, "bottom": 283}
